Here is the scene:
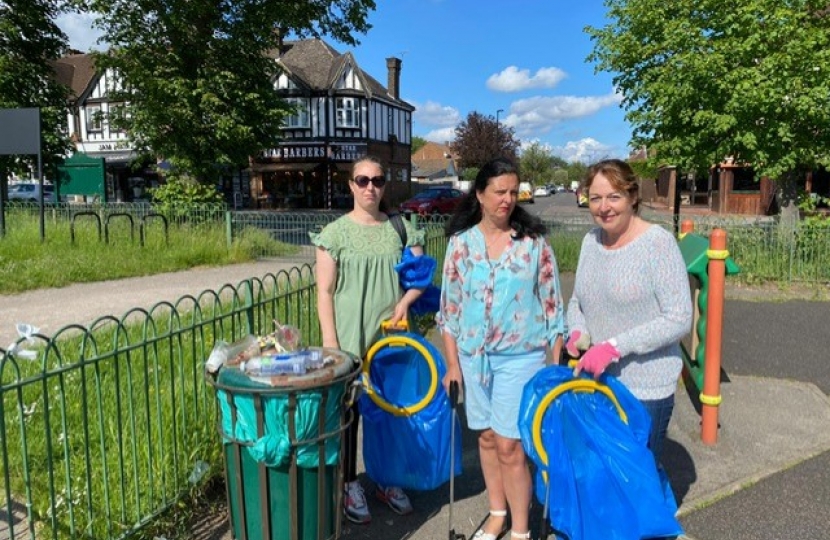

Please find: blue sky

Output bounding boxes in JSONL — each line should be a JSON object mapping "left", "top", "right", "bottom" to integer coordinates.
{"left": 56, "top": 0, "right": 630, "bottom": 163}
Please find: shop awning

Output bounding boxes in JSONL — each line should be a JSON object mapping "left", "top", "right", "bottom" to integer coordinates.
{"left": 253, "top": 162, "right": 320, "bottom": 173}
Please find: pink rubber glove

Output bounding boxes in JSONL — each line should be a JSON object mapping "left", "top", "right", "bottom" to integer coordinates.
{"left": 573, "top": 341, "right": 621, "bottom": 378}
{"left": 565, "top": 330, "right": 591, "bottom": 358}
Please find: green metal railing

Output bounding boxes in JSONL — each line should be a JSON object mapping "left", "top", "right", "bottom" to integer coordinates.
{"left": 5, "top": 201, "right": 828, "bottom": 284}
{"left": 0, "top": 264, "right": 317, "bottom": 540}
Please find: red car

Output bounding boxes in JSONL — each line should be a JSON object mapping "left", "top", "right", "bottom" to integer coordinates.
{"left": 399, "top": 187, "right": 465, "bottom": 216}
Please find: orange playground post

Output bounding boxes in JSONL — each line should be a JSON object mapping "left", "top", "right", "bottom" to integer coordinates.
{"left": 701, "top": 229, "right": 728, "bottom": 445}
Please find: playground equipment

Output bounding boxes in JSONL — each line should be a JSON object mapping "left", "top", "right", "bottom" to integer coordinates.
{"left": 678, "top": 220, "right": 740, "bottom": 445}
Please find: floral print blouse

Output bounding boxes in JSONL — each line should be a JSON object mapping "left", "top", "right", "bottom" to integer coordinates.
{"left": 437, "top": 226, "right": 566, "bottom": 366}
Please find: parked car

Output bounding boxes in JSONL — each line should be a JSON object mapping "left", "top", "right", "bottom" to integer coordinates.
{"left": 399, "top": 187, "right": 465, "bottom": 216}
{"left": 576, "top": 186, "right": 589, "bottom": 207}
{"left": 534, "top": 185, "right": 551, "bottom": 197}
{"left": 7, "top": 183, "right": 55, "bottom": 202}
{"left": 518, "top": 182, "right": 535, "bottom": 204}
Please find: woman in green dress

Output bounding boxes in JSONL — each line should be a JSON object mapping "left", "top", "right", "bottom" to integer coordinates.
{"left": 311, "top": 155, "right": 425, "bottom": 524}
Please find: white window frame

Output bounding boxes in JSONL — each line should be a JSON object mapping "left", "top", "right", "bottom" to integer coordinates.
{"left": 285, "top": 97, "right": 309, "bottom": 128}
{"left": 86, "top": 104, "right": 103, "bottom": 132}
{"left": 108, "top": 102, "right": 128, "bottom": 133}
{"left": 336, "top": 97, "right": 359, "bottom": 128}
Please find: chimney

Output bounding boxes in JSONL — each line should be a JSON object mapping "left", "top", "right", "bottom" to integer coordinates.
{"left": 386, "top": 57, "right": 401, "bottom": 100}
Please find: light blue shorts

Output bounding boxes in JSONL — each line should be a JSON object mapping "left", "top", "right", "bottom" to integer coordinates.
{"left": 460, "top": 349, "right": 547, "bottom": 439}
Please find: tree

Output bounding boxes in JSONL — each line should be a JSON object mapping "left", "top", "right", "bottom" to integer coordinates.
{"left": 0, "top": 0, "right": 71, "bottom": 180}
{"left": 519, "top": 141, "right": 555, "bottom": 186}
{"left": 587, "top": 0, "right": 830, "bottom": 218}
{"left": 411, "top": 135, "right": 427, "bottom": 155}
{"left": 84, "top": 0, "right": 376, "bottom": 183}
{"left": 564, "top": 161, "right": 588, "bottom": 187}
{"left": 451, "top": 111, "right": 519, "bottom": 169}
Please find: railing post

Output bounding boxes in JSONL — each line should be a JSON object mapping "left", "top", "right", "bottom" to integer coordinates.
{"left": 244, "top": 278, "right": 255, "bottom": 336}
{"left": 701, "top": 228, "right": 727, "bottom": 445}
{"left": 225, "top": 211, "right": 233, "bottom": 250}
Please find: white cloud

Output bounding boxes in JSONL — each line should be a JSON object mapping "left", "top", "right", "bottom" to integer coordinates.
{"left": 411, "top": 100, "right": 461, "bottom": 128}
{"left": 423, "top": 127, "right": 457, "bottom": 144}
{"left": 502, "top": 92, "right": 622, "bottom": 138}
{"left": 553, "top": 138, "right": 619, "bottom": 163}
{"left": 55, "top": 13, "right": 105, "bottom": 52}
{"left": 487, "top": 66, "right": 567, "bottom": 93}
{"left": 518, "top": 138, "right": 555, "bottom": 155}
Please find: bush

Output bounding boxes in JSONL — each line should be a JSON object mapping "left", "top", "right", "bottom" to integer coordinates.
{"left": 149, "top": 175, "right": 225, "bottom": 221}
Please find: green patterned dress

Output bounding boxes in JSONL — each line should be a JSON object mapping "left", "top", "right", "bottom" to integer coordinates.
{"left": 309, "top": 215, "right": 425, "bottom": 358}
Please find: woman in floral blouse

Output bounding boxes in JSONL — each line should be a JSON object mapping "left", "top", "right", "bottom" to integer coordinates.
{"left": 438, "top": 157, "right": 565, "bottom": 540}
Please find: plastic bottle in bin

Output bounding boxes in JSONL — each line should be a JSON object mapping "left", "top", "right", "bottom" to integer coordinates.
{"left": 240, "top": 349, "right": 324, "bottom": 376}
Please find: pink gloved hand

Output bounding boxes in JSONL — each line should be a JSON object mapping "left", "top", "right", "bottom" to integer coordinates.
{"left": 573, "top": 341, "right": 621, "bottom": 379}
{"left": 565, "top": 330, "right": 591, "bottom": 358}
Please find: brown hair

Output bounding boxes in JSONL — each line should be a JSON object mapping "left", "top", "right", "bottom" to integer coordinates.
{"left": 583, "top": 158, "right": 641, "bottom": 213}
{"left": 351, "top": 155, "right": 386, "bottom": 178}
{"left": 350, "top": 154, "right": 390, "bottom": 212}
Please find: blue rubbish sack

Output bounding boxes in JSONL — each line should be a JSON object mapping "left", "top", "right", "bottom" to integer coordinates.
{"left": 395, "top": 247, "right": 441, "bottom": 315}
{"left": 359, "top": 332, "right": 462, "bottom": 491}
{"left": 518, "top": 365, "right": 683, "bottom": 540}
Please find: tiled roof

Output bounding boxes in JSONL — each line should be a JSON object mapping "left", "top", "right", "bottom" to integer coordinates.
{"left": 413, "top": 141, "right": 457, "bottom": 161}
{"left": 51, "top": 53, "right": 98, "bottom": 102}
{"left": 412, "top": 158, "right": 455, "bottom": 178}
{"left": 272, "top": 38, "right": 412, "bottom": 108}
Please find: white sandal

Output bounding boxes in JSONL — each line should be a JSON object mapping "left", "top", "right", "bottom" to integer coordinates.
{"left": 510, "top": 532, "right": 531, "bottom": 539}
{"left": 471, "top": 510, "right": 508, "bottom": 540}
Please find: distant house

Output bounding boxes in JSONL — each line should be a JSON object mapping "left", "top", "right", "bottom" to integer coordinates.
{"left": 411, "top": 142, "right": 459, "bottom": 185}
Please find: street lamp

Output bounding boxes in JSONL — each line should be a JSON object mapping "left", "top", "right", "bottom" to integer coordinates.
{"left": 495, "top": 109, "right": 504, "bottom": 131}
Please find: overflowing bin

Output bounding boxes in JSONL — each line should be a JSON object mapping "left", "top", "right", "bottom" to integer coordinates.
{"left": 208, "top": 347, "right": 361, "bottom": 540}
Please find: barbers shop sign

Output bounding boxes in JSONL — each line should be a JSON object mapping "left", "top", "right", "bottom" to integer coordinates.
{"left": 262, "top": 143, "right": 367, "bottom": 161}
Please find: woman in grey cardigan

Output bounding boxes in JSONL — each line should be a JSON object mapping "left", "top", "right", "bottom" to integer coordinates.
{"left": 566, "top": 158, "right": 693, "bottom": 462}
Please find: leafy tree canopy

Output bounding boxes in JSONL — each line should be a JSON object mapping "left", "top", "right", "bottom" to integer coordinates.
{"left": 451, "top": 111, "right": 519, "bottom": 169}
{"left": 628, "top": 158, "right": 659, "bottom": 181}
{"left": 0, "top": 0, "right": 71, "bottom": 179}
{"left": 519, "top": 141, "right": 557, "bottom": 186}
{"left": 84, "top": 0, "right": 376, "bottom": 183}
{"left": 587, "top": 0, "right": 830, "bottom": 180}
{"left": 410, "top": 135, "right": 427, "bottom": 155}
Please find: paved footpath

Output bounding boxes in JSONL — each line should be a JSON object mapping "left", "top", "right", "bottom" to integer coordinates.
{"left": 1, "top": 259, "right": 828, "bottom": 540}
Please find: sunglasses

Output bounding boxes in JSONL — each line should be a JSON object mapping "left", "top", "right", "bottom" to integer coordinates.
{"left": 352, "top": 175, "right": 386, "bottom": 188}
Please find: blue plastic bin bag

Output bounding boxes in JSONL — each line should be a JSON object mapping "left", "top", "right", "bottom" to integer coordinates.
{"left": 395, "top": 247, "right": 437, "bottom": 289}
{"left": 518, "top": 365, "right": 683, "bottom": 540}
{"left": 359, "top": 332, "right": 462, "bottom": 491}
{"left": 217, "top": 368, "right": 343, "bottom": 469}
{"left": 395, "top": 247, "right": 441, "bottom": 315}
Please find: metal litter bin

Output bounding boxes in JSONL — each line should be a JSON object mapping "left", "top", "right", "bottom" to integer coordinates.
{"left": 208, "top": 347, "right": 360, "bottom": 540}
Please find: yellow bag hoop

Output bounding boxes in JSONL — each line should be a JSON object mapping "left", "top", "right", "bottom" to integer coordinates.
{"left": 531, "top": 379, "right": 628, "bottom": 484}
{"left": 362, "top": 335, "right": 439, "bottom": 416}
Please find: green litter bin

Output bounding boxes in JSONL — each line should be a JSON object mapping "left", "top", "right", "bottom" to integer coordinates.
{"left": 208, "top": 347, "right": 360, "bottom": 540}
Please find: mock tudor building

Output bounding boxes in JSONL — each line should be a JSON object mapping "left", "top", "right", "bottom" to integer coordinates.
{"left": 256, "top": 38, "right": 414, "bottom": 209}
{"left": 53, "top": 38, "right": 414, "bottom": 208}
{"left": 53, "top": 52, "right": 160, "bottom": 202}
